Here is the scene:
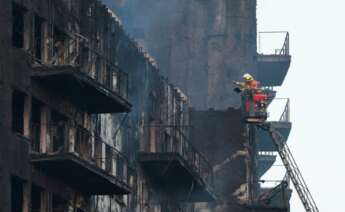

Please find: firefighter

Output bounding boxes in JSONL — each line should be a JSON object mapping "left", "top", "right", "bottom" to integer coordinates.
{"left": 233, "top": 73, "right": 260, "bottom": 91}
{"left": 244, "top": 73, "right": 260, "bottom": 89}
{"left": 233, "top": 73, "right": 267, "bottom": 114}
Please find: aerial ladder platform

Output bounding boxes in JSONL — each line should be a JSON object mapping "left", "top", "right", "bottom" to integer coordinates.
{"left": 259, "top": 123, "right": 319, "bottom": 212}
{"left": 234, "top": 77, "right": 319, "bottom": 212}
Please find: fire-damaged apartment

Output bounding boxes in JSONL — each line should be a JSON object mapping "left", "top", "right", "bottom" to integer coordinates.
{"left": 0, "top": 0, "right": 297, "bottom": 212}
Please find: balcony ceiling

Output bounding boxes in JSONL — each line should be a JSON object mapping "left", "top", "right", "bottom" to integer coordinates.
{"left": 31, "top": 153, "right": 131, "bottom": 195}
{"left": 139, "top": 152, "right": 216, "bottom": 202}
{"left": 257, "top": 122, "right": 292, "bottom": 152}
{"left": 257, "top": 55, "right": 291, "bottom": 87}
{"left": 32, "top": 66, "right": 132, "bottom": 113}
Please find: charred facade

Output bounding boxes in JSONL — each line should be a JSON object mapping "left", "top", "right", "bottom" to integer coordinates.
{"left": 0, "top": 0, "right": 292, "bottom": 212}
{"left": 105, "top": 0, "right": 292, "bottom": 212}
{"left": 0, "top": 0, "right": 215, "bottom": 211}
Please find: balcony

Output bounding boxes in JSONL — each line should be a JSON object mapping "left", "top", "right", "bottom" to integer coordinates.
{"left": 257, "top": 98, "right": 292, "bottom": 152}
{"left": 30, "top": 37, "right": 131, "bottom": 113}
{"left": 257, "top": 31, "right": 291, "bottom": 87}
{"left": 259, "top": 188, "right": 292, "bottom": 209}
{"left": 138, "top": 126, "right": 216, "bottom": 202}
{"left": 243, "top": 176, "right": 291, "bottom": 211}
{"left": 254, "top": 97, "right": 293, "bottom": 209}
{"left": 256, "top": 173, "right": 292, "bottom": 210}
{"left": 257, "top": 98, "right": 291, "bottom": 177}
{"left": 30, "top": 123, "right": 132, "bottom": 195}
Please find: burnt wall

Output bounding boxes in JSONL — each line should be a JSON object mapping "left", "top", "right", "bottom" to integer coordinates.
{"left": 102, "top": 0, "right": 265, "bottom": 210}
{"left": 190, "top": 109, "right": 248, "bottom": 211}
{"left": 0, "top": 1, "right": 32, "bottom": 211}
{"left": 0, "top": 0, "right": 139, "bottom": 211}
{"left": 104, "top": 0, "right": 257, "bottom": 110}
{"left": 0, "top": 0, "right": 281, "bottom": 211}
{"left": 0, "top": 0, "right": 197, "bottom": 211}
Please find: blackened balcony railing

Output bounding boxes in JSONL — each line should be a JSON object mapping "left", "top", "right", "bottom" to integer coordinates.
{"left": 30, "top": 122, "right": 132, "bottom": 193}
{"left": 28, "top": 37, "right": 129, "bottom": 100}
{"left": 144, "top": 125, "right": 214, "bottom": 189}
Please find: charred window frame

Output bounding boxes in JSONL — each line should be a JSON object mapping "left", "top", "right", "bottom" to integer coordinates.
{"left": 12, "top": 90, "right": 26, "bottom": 134}
{"left": 12, "top": 2, "right": 27, "bottom": 48}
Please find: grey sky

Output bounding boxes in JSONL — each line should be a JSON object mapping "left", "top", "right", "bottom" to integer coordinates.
{"left": 258, "top": 0, "right": 345, "bottom": 211}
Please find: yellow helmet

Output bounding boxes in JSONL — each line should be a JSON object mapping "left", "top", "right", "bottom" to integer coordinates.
{"left": 243, "top": 73, "right": 254, "bottom": 82}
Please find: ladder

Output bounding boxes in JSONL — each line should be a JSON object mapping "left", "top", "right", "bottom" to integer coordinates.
{"left": 265, "top": 124, "right": 319, "bottom": 212}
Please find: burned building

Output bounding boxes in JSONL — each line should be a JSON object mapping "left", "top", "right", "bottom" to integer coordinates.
{"left": 104, "top": 0, "right": 259, "bottom": 110}
{"left": 0, "top": 0, "right": 302, "bottom": 212}
{"left": 104, "top": 0, "right": 294, "bottom": 212}
{"left": 0, "top": 0, "right": 214, "bottom": 211}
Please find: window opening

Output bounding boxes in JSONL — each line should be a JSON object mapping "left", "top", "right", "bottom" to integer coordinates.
{"left": 12, "top": 3, "right": 26, "bottom": 48}
{"left": 11, "top": 176, "right": 24, "bottom": 212}
{"left": 12, "top": 90, "right": 25, "bottom": 134}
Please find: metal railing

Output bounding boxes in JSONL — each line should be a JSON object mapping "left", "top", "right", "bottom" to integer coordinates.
{"left": 258, "top": 31, "right": 290, "bottom": 56}
{"left": 267, "top": 98, "right": 290, "bottom": 122}
{"left": 279, "top": 99, "right": 290, "bottom": 122}
{"left": 30, "top": 122, "right": 132, "bottom": 186}
{"left": 145, "top": 125, "right": 214, "bottom": 188}
{"left": 29, "top": 36, "right": 129, "bottom": 99}
{"left": 256, "top": 162, "right": 290, "bottom": 208}
{"left": 257, "top": 180, "right": 290, "bottom": 208}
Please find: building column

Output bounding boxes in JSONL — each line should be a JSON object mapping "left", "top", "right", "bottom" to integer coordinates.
{"left": 42, "top": 21, "right": 49, "bottom": 64}
{"left": 41, "top": 191, "right": 51, "bottom": 212}
{"left": 68, "top": 125, "right": 76, "bottom": 153}
{"left": 22, "top": 182, "right": 31, "bottom": 212}
{"left": 23, "top": 95, "right": 32, "bottom": 138}
{"left": 40, "top": 106, "right": 50, "bottom": 153}
{"left": 23, "top": 9, "right": 31, "bottom": 52}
